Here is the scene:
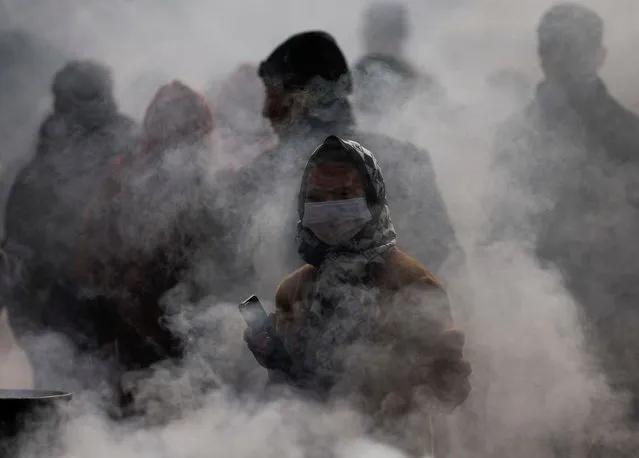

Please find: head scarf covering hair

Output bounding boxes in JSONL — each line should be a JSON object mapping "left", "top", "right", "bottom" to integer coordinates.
{"left": 141, "top": 80, "right": 214, "bottom": 155}
{"left": 296, "top": 135, "right": 396, "bottom": 267}
{"left": 293, "top": 137, "right": 396, "bottom": 386}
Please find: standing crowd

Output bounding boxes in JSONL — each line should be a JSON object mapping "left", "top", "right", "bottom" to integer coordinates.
{"left": 1, "top": 2, "right": 639, "bottom": 457}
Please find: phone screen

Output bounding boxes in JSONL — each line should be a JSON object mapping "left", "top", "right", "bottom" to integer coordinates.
{"left": 239, "top": 295, "right": 269, "bottom": 328}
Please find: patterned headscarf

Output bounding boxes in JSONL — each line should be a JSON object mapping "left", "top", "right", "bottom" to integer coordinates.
{"left": 296, "top": 135, "right": 397, "bottom": 267}
{"left": 293, "top": 137, "right": 397, "bottom": 384}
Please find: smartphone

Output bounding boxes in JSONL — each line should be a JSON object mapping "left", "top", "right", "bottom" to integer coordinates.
{"left": 238, "top": 295, "right": 294, "bottom": 373}
{"left": 239, "top": 295, "right": 269, "bottom": 329}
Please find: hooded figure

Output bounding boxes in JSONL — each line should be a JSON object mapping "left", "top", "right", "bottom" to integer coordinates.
{"left": 487, "top": 3, "right": 639, "bottom": 420}
{"left": 36, "top": 60, "right": 135, "bottom": 157}
{"left": 233, "top": 31, "right": 460, "bottom": 297}
{"left": 3, "top": 59, "right": 137, "bottom": 391}
{"left": 245, "top": 136, "right": 471, "bottom": 457}
{"left": 78, "top": 80, "right": 220, "bottom": 387}
{"left": 5, "top": 59, "right": 136, "bottom": 286}
{"left": 0, "top": 30, "right": 66, "bottom": 237}
{"left": 352, "top": 2, "right": 446, "bottom": 118}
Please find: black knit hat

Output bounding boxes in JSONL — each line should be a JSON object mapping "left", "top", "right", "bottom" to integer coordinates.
{"left": 258, "top": 31, "right": 353, "bottom": 94}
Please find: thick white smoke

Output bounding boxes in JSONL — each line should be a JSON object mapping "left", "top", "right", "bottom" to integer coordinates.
{"left": 1, "top": 0, "right": 638, "bottom": 457}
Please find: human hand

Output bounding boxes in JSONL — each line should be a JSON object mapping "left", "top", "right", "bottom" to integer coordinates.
{"left": 243, "top": 313, "right": 278, "bottom": 368}
{"left": 429, "top": 328, "right": 472, "bottom": 410}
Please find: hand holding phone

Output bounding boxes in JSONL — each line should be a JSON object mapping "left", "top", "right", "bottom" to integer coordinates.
{"left": 239, "top": 295, "right": 293, "bottom": 373}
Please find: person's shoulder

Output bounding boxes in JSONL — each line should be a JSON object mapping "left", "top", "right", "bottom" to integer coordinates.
{"left": 37, "top": 113, "right": 66, "bottom": 141}
{"left": 605, "top": 90, "right": 639, "bottom": 128}
{"left": 351, "top": 131, "right": 429, "bottom": 161}
{"left": 353, "top": 54, "right": 389, "bottom": 74}
{"left": 354, "top": 53, "right": 417, "bottom": 79}
{"left": 382, "top": 248, "right": 443, "bottom": 291}
{"left": 102, "top": 113, "right": 138, "bottom": 139}
{"left": 274, "top": 264, "right": 317, "bottom": 310}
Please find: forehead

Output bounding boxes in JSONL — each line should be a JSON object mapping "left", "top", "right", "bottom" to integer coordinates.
{"left": 307, "top": 161, "right": 362, "bottom": 188}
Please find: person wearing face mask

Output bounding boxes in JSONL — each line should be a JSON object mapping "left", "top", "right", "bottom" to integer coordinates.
{"left": 232, "top": 31, "right": 461, "bottom": 301}
{"left": 244, "top": 136, "right": 471, "bottom": 457}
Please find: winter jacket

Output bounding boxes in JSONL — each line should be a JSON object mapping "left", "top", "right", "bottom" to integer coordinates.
{"left": 259, "top": 136, "right": 470, "bottom": 457}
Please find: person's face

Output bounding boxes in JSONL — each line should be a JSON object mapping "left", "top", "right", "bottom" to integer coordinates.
{"left": 305, "top": 161, "right": 365, "bottom": 202}
{"left": 539, "top": 43, "right": 606, "bottom": 84}
{"left": 262, "top": 82, "right": 295, "bottom": 135}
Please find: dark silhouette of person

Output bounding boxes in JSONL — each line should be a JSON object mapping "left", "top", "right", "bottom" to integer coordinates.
{"left": 79, "top": 80, "right": 216, "bottom": 370}
{"left": 232, "top": 30, "right": 461, "bottom": 298}
{"left": 76, "top": 80, "right": 233, "bottom": 417}
{"left": 488, "top": 2, "right": 639, "bottom": 422}
{"left": 3, "top": 59, "right": 137, "bottom": 391}
{"left": 352, "top": 2, "right": 446, "bottom": 117}
{"left": 0, "top": 30, "right": 67, "bottom": 243}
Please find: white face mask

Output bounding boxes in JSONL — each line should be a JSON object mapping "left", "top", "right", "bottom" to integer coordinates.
{"left": 303, "top": 197, "right": 372, "bottom": 246}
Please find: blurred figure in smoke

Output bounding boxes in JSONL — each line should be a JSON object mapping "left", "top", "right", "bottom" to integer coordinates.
{"left": 245, "top": 136, "right": 471, "bottom": 457}
{"left": 489, "top": 2, "right": 639, "bottom": 423}
{"left": 3, "top": 59, "right": 137, "bottom": 390}
{"left": 0, "top": 31, "right": 66, "bottom": 391}
{"left": 36, "top": 60, "right": 136, "bottom": 158}
{"left": 79, "top": 80, "right": 231, "bottom": 415}
{"left": 0, "top": 30, "right": 66, "bottom": 238}
{"left": 234, "top": 30, "right": 460, "bottom": 296}
{"left": 352, "top": 2, "right": 446, "bottom": 119}
{"left": 209, "top": 63, "right": 278, "bottom": 171}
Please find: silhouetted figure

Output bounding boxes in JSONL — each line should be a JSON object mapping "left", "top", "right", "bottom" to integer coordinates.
{"left": 0, "top": 30, "right": 66, "bottom": 241}
{"left": 233, "top": 30, "right": 460, "bottom": 297}
{"left": 352, "top": 2, "right": 445, "bottom": 117}
{"left": 79, "top": 81, "right": 217, "bottom": 373}
{"left": 489, "top": 3, "right": 639, "bottom": 423}
{"left": 4, "top": 59, "right": 137, "bottom": 390}
{"left": 77, "top": 81, "right": 238, "bottom": 418}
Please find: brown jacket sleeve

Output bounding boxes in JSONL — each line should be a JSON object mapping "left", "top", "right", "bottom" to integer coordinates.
{"left": 381, "top": 249, "right": 453, "bottom": 334}
{"left": 382, "top": 249, "right": 471, "bottom": 411}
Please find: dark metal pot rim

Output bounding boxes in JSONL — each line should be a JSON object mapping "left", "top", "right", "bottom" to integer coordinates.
{"left": 0, "top": 389, "right": 72, "bottom": 400}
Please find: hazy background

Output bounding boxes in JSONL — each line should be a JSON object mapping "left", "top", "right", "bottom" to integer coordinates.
{"left": 1, "top": 0, "right": 639, "bottom": 457}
